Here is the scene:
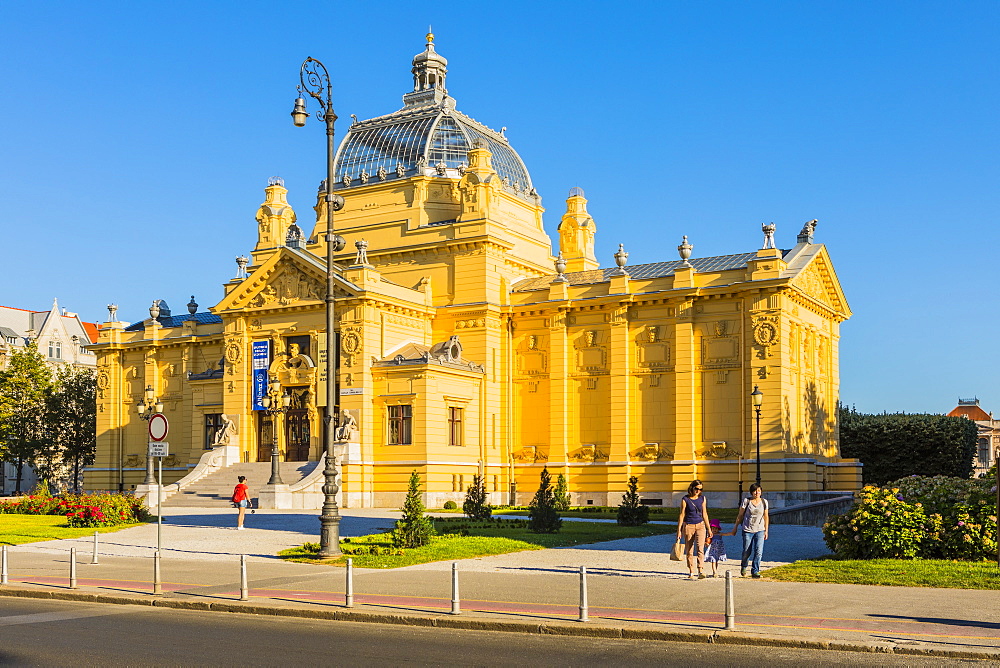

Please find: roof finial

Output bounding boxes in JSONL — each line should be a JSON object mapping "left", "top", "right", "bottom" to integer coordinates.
{"left": 426, "top": 26, "right": 434, "bottom": 44}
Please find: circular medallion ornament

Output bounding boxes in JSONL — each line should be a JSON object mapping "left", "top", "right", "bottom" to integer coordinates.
{"left": 96, "top": 372, "right": 110, "bottom": 389}
{"left": 342, "top": 332, "right": 361, "bottom": 353}
{"left": 224, "top": 342, "right": 242, "bottom": 364}
{"left": 753, "top": 322, "right": 778, "bottom": 346}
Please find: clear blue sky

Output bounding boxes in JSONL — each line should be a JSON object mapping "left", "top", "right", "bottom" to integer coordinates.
{"left": 2, "top": 2, "right": 997, "bottom": 415}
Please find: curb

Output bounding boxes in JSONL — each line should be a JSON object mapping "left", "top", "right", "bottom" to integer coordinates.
{"left": 1, "top": 586, "right": 998, "bottom": 661}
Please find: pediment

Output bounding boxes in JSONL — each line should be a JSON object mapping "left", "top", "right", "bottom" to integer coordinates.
{"left": 790, "top": 249, "right": 850, "bottom": 317}
{"left": 215, "top": 249, "right": 358, "bottom": 312}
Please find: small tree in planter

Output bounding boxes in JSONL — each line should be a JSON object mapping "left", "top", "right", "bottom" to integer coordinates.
{"left": 463, "top": 474, "right": 493, "bottom": 521}
{"left": 528, "top": 466, "right": 562, "bottom": 533}
{"left": 393, "top": 470, "right": 435, "bottom": 548}
{"left": 554, "top": 473, "right": 571, "bottom": 511}
{"left": 616, "top": 476, "right": 649, "bottom": 526}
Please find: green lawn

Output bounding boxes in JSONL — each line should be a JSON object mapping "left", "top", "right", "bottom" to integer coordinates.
{"left": 0, "top": 514, "right": 144, "bottom": 545}
{"left": 279, "top": 518, "right": 674, "bottom": 569}
{"left": 765, "top": 557, "right": 1000, "bottom": 590}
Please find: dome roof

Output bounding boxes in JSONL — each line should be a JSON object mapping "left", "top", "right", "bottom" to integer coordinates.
{"left": 332, "top": 37, "right": 534, "bottom": 199}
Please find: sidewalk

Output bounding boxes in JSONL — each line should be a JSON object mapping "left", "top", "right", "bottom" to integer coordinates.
{"left": 2, "top": 507, "right": 998, "bottom": 660}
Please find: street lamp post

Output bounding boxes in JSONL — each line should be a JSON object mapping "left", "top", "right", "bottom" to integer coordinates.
{"left": 136, "top": 384, "right": 163, "bottom": 485}
{"left": 292, "top": 57, "right": 346, "bottom": 557}
{"left": 261, "top": 377, "right": 290, "bottom": 486}
{"left": 751, "top": 385, "right": 763, "bottom": 487}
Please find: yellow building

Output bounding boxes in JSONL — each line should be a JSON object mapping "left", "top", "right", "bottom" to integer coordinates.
{"left": 86, "top": 36, "right": 861, "bottom": 508}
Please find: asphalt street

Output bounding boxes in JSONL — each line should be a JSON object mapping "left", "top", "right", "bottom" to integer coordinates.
{"left": 0, "top": 597, "right": 985, "bottom": 668}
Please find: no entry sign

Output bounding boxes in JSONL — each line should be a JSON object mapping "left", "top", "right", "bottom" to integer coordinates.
{"left": 148, "top": 413, "right": 169, "bottom": 442}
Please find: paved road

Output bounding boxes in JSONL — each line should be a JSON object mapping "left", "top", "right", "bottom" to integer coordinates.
{"left": 0, "top": 597, "right": 981, "bottom": 667}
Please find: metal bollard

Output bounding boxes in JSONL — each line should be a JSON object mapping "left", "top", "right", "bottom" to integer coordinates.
{"left": 91, "top": 531, "right": 99, "bottom": 565}
{"left": 69, "top": 548, "right": 78, "bottom": 589}
{"left": 345, "top": 558, "right": 354, "bottom": 608}
{"left": 578, "top": 565, "right": 589, "bottom": 622}
{"left": 240, "top": 554, "right": 249, "bottom": 601}
{"left": 724, "top": 570, "right": 735, "bottom": 630}
{"left": 153, "top": 550, "right": 162, "bottom": 595}
{"left": 450, "top": 562, "right": 460, "bottom": 615}
{"left": 1, "top": 544, "right": 8, "bottom": 585}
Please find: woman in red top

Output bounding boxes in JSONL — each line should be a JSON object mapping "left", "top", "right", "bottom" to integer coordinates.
{"left": 232, "top": 476, "right": 249, "bottom": 530}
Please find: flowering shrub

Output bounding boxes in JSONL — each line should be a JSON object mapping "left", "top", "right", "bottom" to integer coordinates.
{"left": 0, "top": 492, "right": 150, "bottom": 527}
{"left": 823, "top": 486, "right": 931, "bottom": 558}
{"left": 824, "top": 474, "right": 997, "bottom": 561}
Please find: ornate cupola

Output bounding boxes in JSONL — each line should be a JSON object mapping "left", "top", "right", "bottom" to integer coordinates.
{"left": 252, "top": 177, "right": 297, "bottom": 262}
{"left": 558, "top": 187, "right": 599, "bottom": 272}
{"left": 403, "top": 31, "right": 452, "bottom": 109}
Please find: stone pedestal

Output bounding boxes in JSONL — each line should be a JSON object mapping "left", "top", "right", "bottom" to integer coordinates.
{"left": 134, "top": 484, "right": 162, "bottom": 510}
{"left": 257, "top": 483, "right": 292, "bottom": 509}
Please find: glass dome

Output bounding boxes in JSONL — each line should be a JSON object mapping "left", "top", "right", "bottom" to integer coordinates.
{"left": 333, "top": 108, "right": 534, "bottom": 197}
{"left": 332, "top": 37, "right": 534, "bottom": 198}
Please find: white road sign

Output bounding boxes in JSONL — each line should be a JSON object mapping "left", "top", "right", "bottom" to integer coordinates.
{"left": 148, "top": 442, "right": 169, "bottom": 458}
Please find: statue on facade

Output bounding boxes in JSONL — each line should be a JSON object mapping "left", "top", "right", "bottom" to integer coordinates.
{"left": 335, "top": 409, "right": 358, "bottom": 441}
{"left": 212, "top": 414, "right": 238, "bottom": 446}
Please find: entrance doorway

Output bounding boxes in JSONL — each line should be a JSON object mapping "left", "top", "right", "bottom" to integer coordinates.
{"left": 256, "top": 414, "right": 273, "bottom": 463}
{"left": 284, "top": 387, "right": 312, "bottom": 461}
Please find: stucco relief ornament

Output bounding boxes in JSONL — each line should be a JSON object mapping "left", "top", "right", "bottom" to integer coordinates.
{"left": 395, "top": 162, "right": 405, "bottom": 177}
{"left": 224, "top": 342, "right": 242, "bottom": 364}
{"left": 96, "top": 371, "right": 110, "bottom": 389}
{"left": 342, "top": 331, "right": 361, "bottom": 354}
{"left": 359, "top": 170, "right": 369, "bottom": 184}
{"left": 377, "top": 165, "right": 387, "bottom": 181}
{"left": 457, "top": 162, "right": 467, "bottom": 175}
{"left": 677, "top": 236, "right": 694, "bottom": 268}
{"left": 342, "top": 173, "right": 352, "bottom": 187}
{"left": 435, "top": 161, "right": 447, "bottom": 175}
{"left": 753, "top": 321, "right": 778, "bottom": 346}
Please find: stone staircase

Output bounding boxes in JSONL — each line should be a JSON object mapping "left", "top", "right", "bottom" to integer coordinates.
{"left": 164, "top": 461, "right": 319, "bottom": 507}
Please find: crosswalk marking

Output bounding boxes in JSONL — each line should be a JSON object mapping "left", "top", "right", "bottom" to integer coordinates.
{"left": 0, "top": 607, "right": 133, "bottom": 627}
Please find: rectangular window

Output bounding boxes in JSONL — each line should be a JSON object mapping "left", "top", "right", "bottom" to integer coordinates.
{"left": 387, "top": 405, "right": 412, "bottom": 445}
{"left": 449, "top": 407, "right": 464, "bottom": 446}
{"left": 204, "top": 413, "right": 224, "bottom": 450}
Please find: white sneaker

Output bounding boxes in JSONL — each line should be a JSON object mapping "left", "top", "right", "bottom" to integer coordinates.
{"left": 236, "top": 526, "right": 244, "bottom": 530}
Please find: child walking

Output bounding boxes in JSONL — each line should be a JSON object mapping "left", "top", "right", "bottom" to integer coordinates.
{"left": 704, "top": 519, "right": 728, "bottom": 577}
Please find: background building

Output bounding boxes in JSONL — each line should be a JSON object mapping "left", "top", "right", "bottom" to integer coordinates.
{"left": 86, "top": 37, "right": 861, "bottom": 507}
{"left": 947, "top": 397, "right": 999, "bottom": 476}
{"left": 0, "top": 299, "right": 99, "bottom": 495}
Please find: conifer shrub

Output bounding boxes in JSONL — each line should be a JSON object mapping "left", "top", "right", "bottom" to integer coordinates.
{"left": 528, "top": 466, "right": 562, "bottom": 533}
{"left": 554, "top": 474, "right": 571, "bottom": 511}
{"left": 616, "top": 476, "right": 650, "bottom": 526}
{"left": 462, "top": 474, "right": 493, "bottom": 521}
{"left": 392, "top": 470, "right": 435, "bottom": 548}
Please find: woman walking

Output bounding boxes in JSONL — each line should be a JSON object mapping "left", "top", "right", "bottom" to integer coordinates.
{"left": 677, "top": 479, "right": 713, "bottom": 579}
{"left": 232, "top": 476, "right": 250, "bottom": 530}
{"left": 729, "top": 483, "right": 769, "bottom": 577}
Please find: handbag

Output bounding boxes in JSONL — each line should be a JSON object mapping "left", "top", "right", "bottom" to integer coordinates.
{"left": 670, "top": 538, "right": 684, "bottom": 561}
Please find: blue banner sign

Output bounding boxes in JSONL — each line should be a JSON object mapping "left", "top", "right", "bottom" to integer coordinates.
{"left": 252, "top": 340, "right": 270, "bottom": 410}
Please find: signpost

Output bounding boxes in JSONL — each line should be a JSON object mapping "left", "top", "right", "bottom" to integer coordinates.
{"left": 147, "top": 413, "right": 169, "bottom": 593}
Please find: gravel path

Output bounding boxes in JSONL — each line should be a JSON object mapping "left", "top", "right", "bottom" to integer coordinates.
{"left": 13, "top": 508, "right": 831, "bottom": 572}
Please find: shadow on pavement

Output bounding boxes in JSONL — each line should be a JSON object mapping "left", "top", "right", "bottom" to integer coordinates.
{"left": 869, "top": 614, "right": 1000, "bottom": 631}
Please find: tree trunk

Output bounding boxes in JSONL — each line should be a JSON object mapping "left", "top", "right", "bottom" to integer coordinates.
{"left": 14, "top": 459, "right": 23, "bottom": 494}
